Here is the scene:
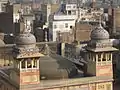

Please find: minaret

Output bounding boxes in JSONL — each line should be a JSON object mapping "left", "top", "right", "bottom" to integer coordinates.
{"left": 10, "top": 20, "right": 44, "bottom": 85}
{"left": 86, "top": 21, "right": 118, "bottom": 77}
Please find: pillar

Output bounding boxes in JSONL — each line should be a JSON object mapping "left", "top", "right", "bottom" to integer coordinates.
{"left": 25, "top": 60, "right": 27, "bottom": 70}
{"left": 61, "top": 43, "right": 65, "bottom": 57}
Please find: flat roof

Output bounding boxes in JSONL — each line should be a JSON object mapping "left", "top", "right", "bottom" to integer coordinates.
{"left": 86, "top": 47, "right": 118, "bottom": 52}
{"left": 20, "top": 76, "right": 113, "bottom": 90}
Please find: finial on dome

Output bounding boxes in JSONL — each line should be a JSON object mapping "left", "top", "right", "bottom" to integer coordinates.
{"left": 98, "top": 16, "right": 102, "bottom": 27}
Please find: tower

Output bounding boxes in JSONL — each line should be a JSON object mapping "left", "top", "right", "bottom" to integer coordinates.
{"left": 91, "top": 0, "right": 96, "bottom": 8}
{"left": 10, "top": 21, "right": 44, "bottom": 85}
{"left": 86, "top": 24, "right": 118, "bottom": 77}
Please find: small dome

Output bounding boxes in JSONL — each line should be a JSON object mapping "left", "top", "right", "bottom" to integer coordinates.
{"left": 15, "top": 32, "right": 36, "bottom": 46}
{"left": 90, "top": 25, "right": 109, "bottom": 40}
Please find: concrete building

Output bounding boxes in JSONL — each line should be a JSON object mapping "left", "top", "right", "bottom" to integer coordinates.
{"left": 41, "top": 4, "right": 60, "bottom": 24}
{"left": 49, "top": 4, "right": 78, "bottom": 41}
{"left": 5, "top": 3, "right": 35, "bottom": 35}
{"left": 57, "top": 22, "right": 92, "bottom": 43}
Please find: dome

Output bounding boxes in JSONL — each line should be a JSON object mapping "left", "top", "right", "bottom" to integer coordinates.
{"left": 90, "top": 25, "right": 109, "bottom": 40}
{"left": 15, "top": 32, "right": 36, "bottom": 46}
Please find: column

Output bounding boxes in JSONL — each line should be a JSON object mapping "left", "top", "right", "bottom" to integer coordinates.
{"left": 37, "top": 59, "right": 39, "bottom": 69}
{"left": 93, "top": 53, "right": 95, "bottom": 61}
{"left": 25, "top": 60, "right": 27, "bottom": 70}
{"left": 3, "top": 55, "right": 6, "bottom": 65}
{"left": 1, "top": 54, "right": 4, "bottom": 66}
{"left": 106, "top": 53, "right": 108, "bottom": 61}
{"left": 110, "top": 53, "right": 112, "bottom": 61}
{"left": 96, "top": 54, "right": 98, "bottom": 62}
{"left": 101, "top": 53, "right": 102, "bottom": 61}
{"left": 17, "top": 61, "right": 19, "bottom": 69}
{"left": 101, "top": 53, "right": 103, "bottom": 65}
{"left": 34, "top": 59, "right": 37, "bottom": 68}
{"left": 31, "top": 58, "right": 34, "bottom": 69}
{"left": 20, "top": 61, "right": 21, "bottom": 70}
{"left": 61, "top": 43, "right": 65, "bottom": 57}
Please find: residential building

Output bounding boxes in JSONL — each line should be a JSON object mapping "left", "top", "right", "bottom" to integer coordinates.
{"left": 49, "top": 4, "right": 78, "bottom": 41}
{"left": 49, "top": 3, "right": 104, "bottom": 41}
{"left": 41, "top": 4, "right": 60, "bottom": 24}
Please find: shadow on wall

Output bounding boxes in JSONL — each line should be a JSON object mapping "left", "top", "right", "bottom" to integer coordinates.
{"left": 4, "top": 35, "right": 15, "bottom": 44}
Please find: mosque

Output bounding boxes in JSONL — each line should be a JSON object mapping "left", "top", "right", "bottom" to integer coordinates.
{"left": 0, "top": 20, "right": 119, "bottom": 90}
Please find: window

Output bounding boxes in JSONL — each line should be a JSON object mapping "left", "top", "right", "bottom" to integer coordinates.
{"left": 68, "top": 11, "right": 71, "bottom": 15}
{"left": 72, "top": 11, "right": 76, "bottom": 15}
{"left": 21, "top": 58, "right": 38, "bottom": 69}
{"left": 21, "top": 60, "right": 25, "bottom": 68}
{"left": 73, "top": 6, "right": 76, "bottom": 8}
{"left": 26, "top": 58, "right": 32, "bottom": 68}
{"left": 70, "top": 26, "right": 72, "bottom": 29}
{"left": 103, "top": 53, "right": 106, "bottom": 61}
{"left": 108, "top": 53, "right": 111, "bottom": 61}
{"left": 98, "top": 53, "right": 101, "bottom": 62}
{"left": 65, "top": 23, "right": 68, "bottom": 28}
{"left": 67, "top": 6, "right": 71, "bottom": 9}
{"left": 33, "top": 58, "right": 37, "bottom": 68}
{"left": 54, "top": 25, "right": 57, "bottom": 29}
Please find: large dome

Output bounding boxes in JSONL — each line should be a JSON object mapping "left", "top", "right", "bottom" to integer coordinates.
{"left": 15, "top": 32, "right": 36, "bottom": 46}
{"left": 90, "top": 25, "right": 109, "bottom": 40}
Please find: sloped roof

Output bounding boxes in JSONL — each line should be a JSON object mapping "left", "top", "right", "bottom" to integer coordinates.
{"left": 40, "top": 54, "right": 78, "bottom": 80}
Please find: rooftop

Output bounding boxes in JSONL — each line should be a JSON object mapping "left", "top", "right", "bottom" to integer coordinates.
{"left": 20, "top": 76, "right": 113, "bottom": 90}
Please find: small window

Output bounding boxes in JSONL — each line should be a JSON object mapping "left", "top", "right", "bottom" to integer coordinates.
{"left": 73, "top": 6, "right": 76, "bottom": 8}
{"left": 54, "top": 25, "right": 57, "bottom": 29}
{"left": 21, "top": 60, "right": 25, "bottom": 68}
{"left": 98, "top": 53, "right": 101, "bottom": 62}
{"left": 67, "top": 6, "right": 71, "bottom": 8}
{"left": 108, "top": 53, "right": 111, "bottom": 61}
{"left": 103, "top": 53, "right": 106, "bottom": 61}
{"left": 68, "top": 11, "right": 71, "bottom": 15}
{"left": 33, "top": 59, "right": 37, "bottom": 68}
{"left": 65, "top": 23, "right": 68, "bottom": 28}
{"left": 27, "top": 58, "right": 32, "bottom": 68}
{"left": 70, "top": 26, "right": 72, "bottom": 29}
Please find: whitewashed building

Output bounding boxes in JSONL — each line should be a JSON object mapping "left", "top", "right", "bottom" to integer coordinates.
{"left": 49, "top": 4, "right": 78, "bottom": 41}
{"left": 49, "top": 3, "right": 104, "bottom": 41}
